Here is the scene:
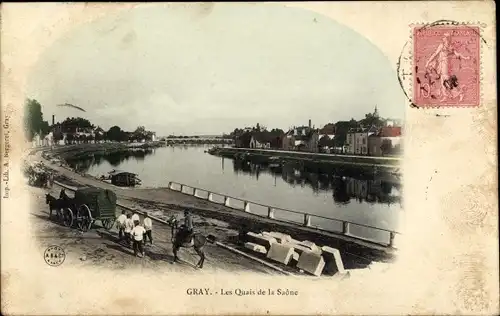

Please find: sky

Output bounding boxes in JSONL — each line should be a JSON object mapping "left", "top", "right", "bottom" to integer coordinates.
{"left": 27, "top": 3, "right": 405, "bottom": 136}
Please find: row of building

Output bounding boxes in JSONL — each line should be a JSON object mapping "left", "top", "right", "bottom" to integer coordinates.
{"left": 31, "top": 116, "right": 157, "bottom": 147}
{"left": 234, "top": 119, "right": 403, "bottom": 157}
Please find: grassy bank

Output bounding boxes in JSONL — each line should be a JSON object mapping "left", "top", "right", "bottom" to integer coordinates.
{"left": 47, "top": 142, "right": 165, "bottom": 161}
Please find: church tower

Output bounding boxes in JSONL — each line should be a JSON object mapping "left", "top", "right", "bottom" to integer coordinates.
{"left": 373, "top": 105, "right": 379, "bottom": 118}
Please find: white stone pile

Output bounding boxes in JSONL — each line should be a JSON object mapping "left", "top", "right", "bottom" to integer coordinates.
{"left": 243, "top": 231, "right": 346, "bottom": 277}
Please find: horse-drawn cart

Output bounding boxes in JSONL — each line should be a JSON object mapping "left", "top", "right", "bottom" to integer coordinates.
{"left": 60, "top": 187, "right": 117, "bottom": 232}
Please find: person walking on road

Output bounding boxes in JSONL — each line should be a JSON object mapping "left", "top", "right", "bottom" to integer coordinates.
{"left": 131, "top": 212, "right": 140, "bottom": 223}
{"left": 143, "top": 212, "right": 153, "bottom": 245}
{"left": 116, "top": 210, "right": 127, "bottom": 240}
{"left": 131, "top": 220, "right": 146, "bottom": 257}
{"left": 124, "top": 213, "right": 134, "bottom": 246}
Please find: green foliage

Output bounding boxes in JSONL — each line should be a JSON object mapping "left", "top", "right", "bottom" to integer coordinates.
{"left": 333, "top": 119, "right": 358, "bottom": 147}
{"left": 318, "top": 135, "right": 334, "bottom": 148}
{"left": 106, "top": 126, "right": 127, "bottom": 141}
{"left": 59, "top": 117, "right": 94, "bottom": 130}
{"left": 359, "top": 112, "right": 385, "bottom": 128}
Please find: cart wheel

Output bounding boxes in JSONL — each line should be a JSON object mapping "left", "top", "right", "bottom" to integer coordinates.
{"left": 62, "top": 208, "right": 74, "bottom": 227}
{"left": 77, "top": 204, "right": 93, "bottom": 232}
{"left": 102, "top": 218, "right": 115, "bottom": 230}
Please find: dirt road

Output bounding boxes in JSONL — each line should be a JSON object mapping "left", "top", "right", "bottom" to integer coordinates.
{"left": 33, "top": 184, "right": 280, "bottom": 274}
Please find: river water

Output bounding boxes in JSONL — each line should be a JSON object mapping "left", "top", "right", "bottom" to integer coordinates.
{"left": 68, "top": 145, "right": 403, "bottom": 243}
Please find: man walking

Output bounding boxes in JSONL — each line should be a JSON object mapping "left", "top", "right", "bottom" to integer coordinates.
{"left": 131, "top": 220, "right": 146, "bottom": 257}
{"left": 131, "top": 211, "right": 140, "bottom": 223}
{"left": 116, "top": 210, "right": 127, "bottom": 240}
{"left": 143, "top": 212, "right": 153, "bottom": 245}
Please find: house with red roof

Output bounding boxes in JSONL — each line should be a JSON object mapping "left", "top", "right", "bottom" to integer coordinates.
{"left": 368, "top": 126, "right": 403, "bottom": 156}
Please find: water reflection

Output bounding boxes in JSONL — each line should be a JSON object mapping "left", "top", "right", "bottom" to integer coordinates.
{"left": 230, "top": 159, "right": 402, "bottom": 207}
{"left": 67, "top": 149, "right": 155, "bottom": 173}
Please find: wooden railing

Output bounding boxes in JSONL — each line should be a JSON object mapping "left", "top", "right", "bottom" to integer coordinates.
{"left": 167, "top": 181, "right": 400, "bottom": 248}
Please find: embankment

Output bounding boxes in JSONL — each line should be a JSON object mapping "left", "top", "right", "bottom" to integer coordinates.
{"left": 47, "top": 142, "right": 165, "bottom": 161}
{"left": 33, "top": 148, "right": 396, "bottom": 266}
{"left": 211, "top": 147, "right": 402, "bottom": 176}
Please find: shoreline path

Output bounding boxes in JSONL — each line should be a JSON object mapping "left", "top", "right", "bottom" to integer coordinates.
{"left": 28, "top": 148, "right": 391, "bottom": 273}
{"left": 28, "top": 150, "right": 285, "bottom": 273}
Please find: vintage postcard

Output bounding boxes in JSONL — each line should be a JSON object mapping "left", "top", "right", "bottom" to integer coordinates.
{"left": 1, "top": 2, "right": 497, "bottom": 315}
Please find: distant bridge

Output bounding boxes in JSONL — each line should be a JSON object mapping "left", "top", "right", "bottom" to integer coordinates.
{"left": 164, "top": 136, "right": 233, "bottom": 142}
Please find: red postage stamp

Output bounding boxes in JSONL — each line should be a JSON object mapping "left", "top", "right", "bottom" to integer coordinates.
{"left": 413, "top": 25, "right": 480, "bottom": 107}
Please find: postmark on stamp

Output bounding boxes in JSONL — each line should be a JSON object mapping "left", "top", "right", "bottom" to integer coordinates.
{"left": 413, "top": 24, "right": 481, "bottom": 107}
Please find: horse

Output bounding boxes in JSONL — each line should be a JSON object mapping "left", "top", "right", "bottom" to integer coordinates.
{"left": 166, "top": 215, "right": 216, "bottom": 269}
{"left": 45, "top": 193, "right": 66, "bottom": 219}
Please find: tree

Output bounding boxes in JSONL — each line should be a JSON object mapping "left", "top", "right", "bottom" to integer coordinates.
{"left": 318, "top": 135, "right": 333, "bottom": 148}
{"left": 66, "top": 133, "right": 74, "bottom": 144}
{"left": 53, "top": 128, "right": 64, "bottom": 143}
{"left": 333, "top": 119, "right": 358, "bottom": 147}
{"left": 134, "top": 126, "right": 146, "bottom": 134}
{"left": 24, "top": 99, "right": 49, "bottom": 141}
{"left": 86, "top": 134, "right": 94, "bottom": 143}
{"left": 253, "top": 123, "right": 267, "bottom": 132}
{"left": 359, "top": 110, "right": 385, "bottom": 128}
{"left": 106, "top": 126, "right": 125, "bottom": 141}
{"left": 59, "top": 117, "right": 93, "bottom": 132}
{"left": 269, "top": 128, "right": 284, "bottom": 136}
{"left": 94, "top": 132, "right": 103, "bottom": 143}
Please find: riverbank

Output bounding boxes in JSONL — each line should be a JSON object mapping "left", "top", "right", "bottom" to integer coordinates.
{"left": 46, "top": 141, "right": 166, "bottom": 161}
{"left": 210, "top": 147, "right": 402, "bottom": 176}
{"left": 31, "top": 149, "right": 396, "bottom": 268}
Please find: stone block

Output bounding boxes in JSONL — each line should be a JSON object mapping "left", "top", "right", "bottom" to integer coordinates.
{"left": 321, "top": 246, "right": 346, "bottom": 275}
{"left": 285, "top": 241, "right": 322, "bottom": 255}
{"left": 262, "top": 231, "right": 292, "bottom": 244}
{"left": 297, "top": 250, "right": 325, "bottom": 276}
{"left": 299, "top": 240, "right": 321, "bottom": 253}
{"left": 246, "top": 232, "right": 277, "bottom": 250}
{"left": 244, "top": 242, "right": 267, "bottom": 254}
{"left": 266, "top": 242, "right": 295, "bottom": 265}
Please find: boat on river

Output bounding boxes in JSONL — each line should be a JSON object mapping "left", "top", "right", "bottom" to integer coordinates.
{"left": 100, "top": 170, "right": 142, "bottom": 187}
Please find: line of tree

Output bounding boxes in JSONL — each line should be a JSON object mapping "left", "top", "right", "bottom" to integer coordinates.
{"left": 24, "top": 98, "right": 156, "bottom": 143}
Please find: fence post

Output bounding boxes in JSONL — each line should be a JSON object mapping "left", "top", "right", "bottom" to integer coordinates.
{"left": 342, "top": 222, "right": 350, "bottom": 235}
{"left": 389, "top": 232, "right": 395, "bottom": 248}
{"left": 180, "top": 184, "right": 184, "bottom": 193}
{"left": 207, "top": 192, "right": 213, "bottom": 202}
{"left": 267, "top": 207, "right": 275, "bottom": 219}
{"left": 224, "top": 196, "right": 231, "bottom": 207}
{"left": 244, "top": 201, "right": 251, "bottom": 213}
{"left": 193, "top": 188, "right": 198, "bottom": 197}
{"left": 303, "top": 214, "right": 311, "bottom": 227}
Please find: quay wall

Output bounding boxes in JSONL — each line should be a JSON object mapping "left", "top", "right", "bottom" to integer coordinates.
{"left": 166, "top": 181, "right": 400, "bottom": 250}
{"left": 213, "top": 147, "right": 401, "bottom": 169}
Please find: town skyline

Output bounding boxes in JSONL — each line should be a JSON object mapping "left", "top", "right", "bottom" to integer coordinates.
{"left": 27, "top": 4, "right": 405, "bottom": 136}
{"left": 32, "top": 99, "right": 400, "bottom": 139}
